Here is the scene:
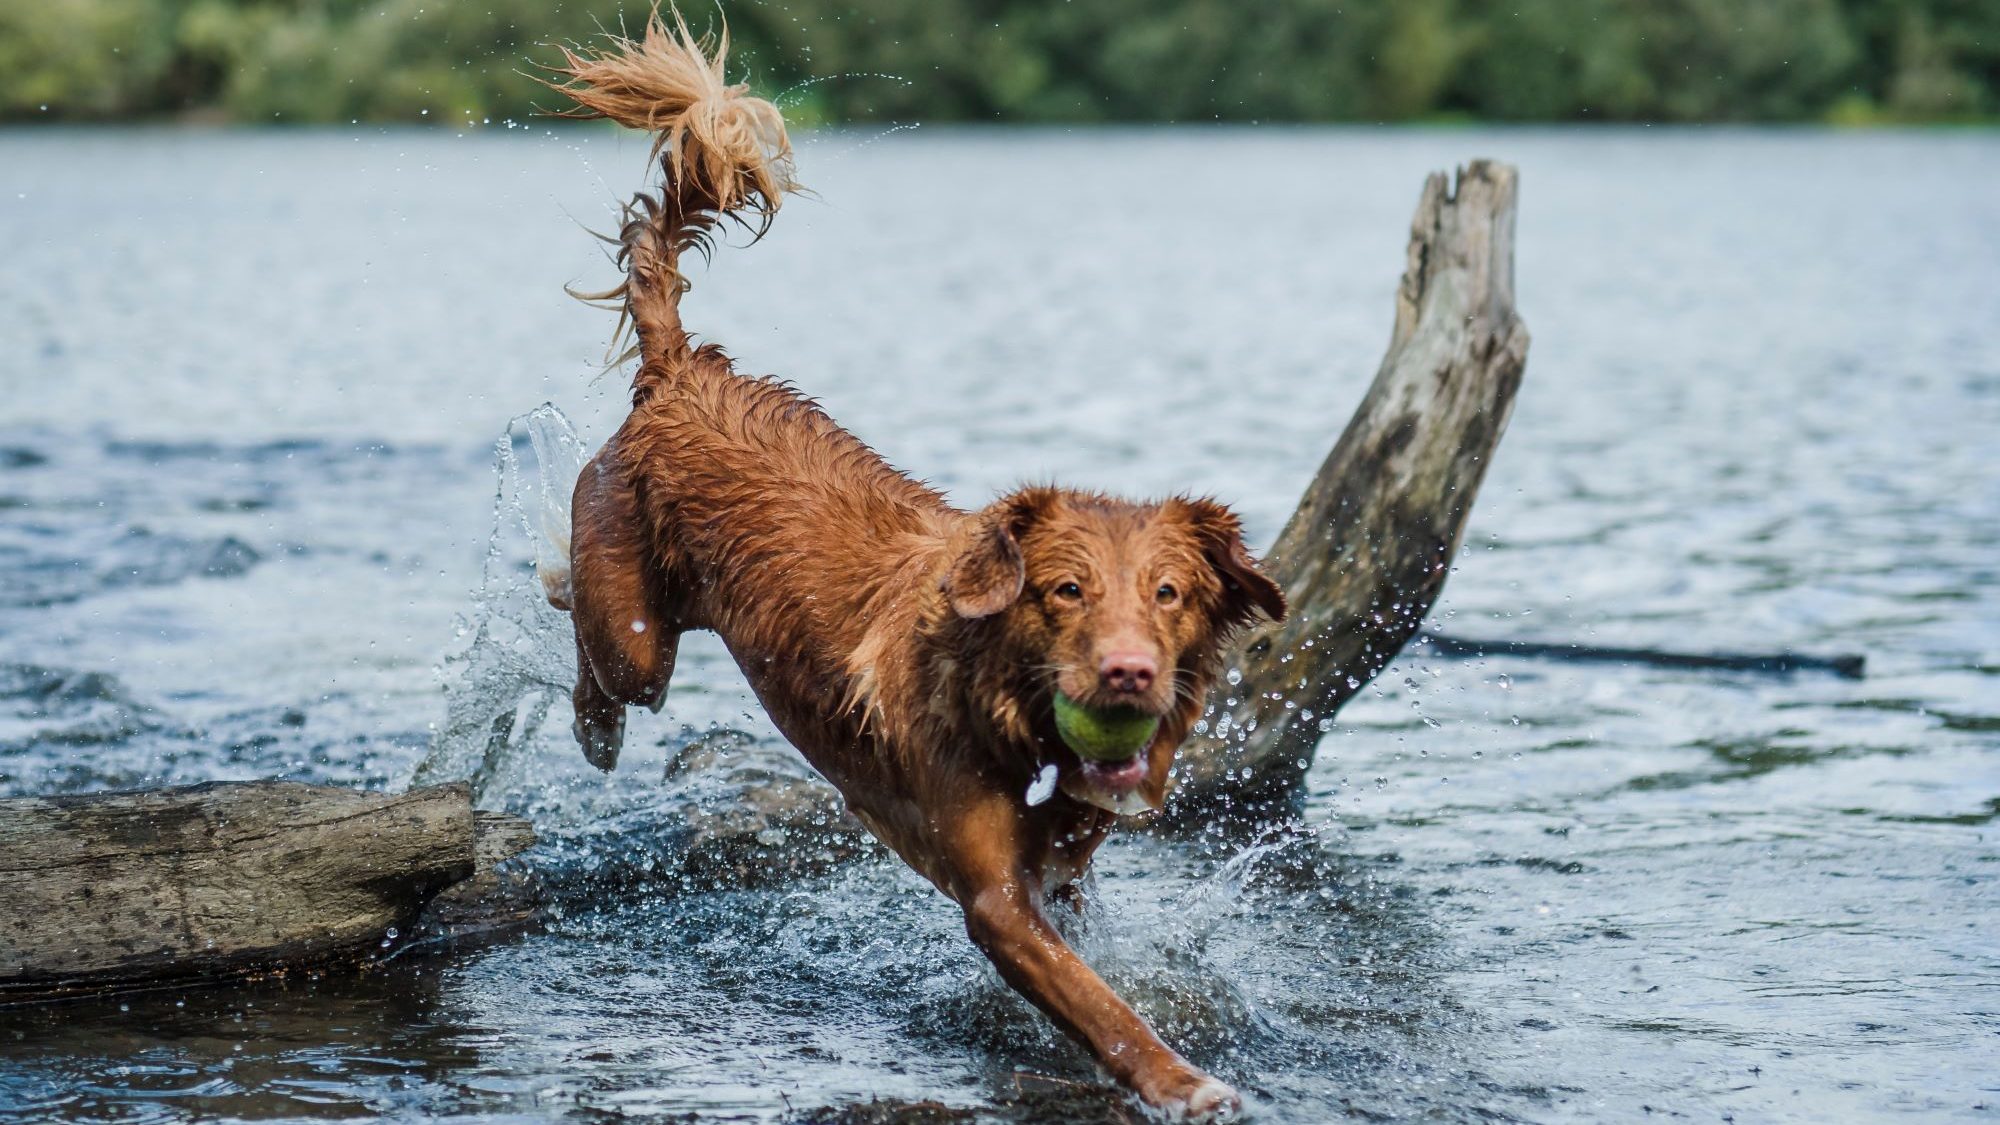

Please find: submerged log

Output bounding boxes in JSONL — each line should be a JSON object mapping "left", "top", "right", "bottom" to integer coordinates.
{"left": 1166, "top": 160, "right": 1529, "bottom": 827}
{"left": 1416, "top": 632, "right": 1866, "bottom": 680}
{"left": 407, "top": 808, "right": 546, "bottom": 951}
{"left": 0, "top": 781, "right": 534, "bottom": 1002}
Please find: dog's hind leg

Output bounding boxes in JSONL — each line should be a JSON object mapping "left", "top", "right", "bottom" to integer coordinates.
{"left": 568, "top": 445, "right": 677, "bottom": 770}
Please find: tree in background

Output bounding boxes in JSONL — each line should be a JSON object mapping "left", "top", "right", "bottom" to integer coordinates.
{"left": 0, "top": 0, "right": 1992, "bottom": 124}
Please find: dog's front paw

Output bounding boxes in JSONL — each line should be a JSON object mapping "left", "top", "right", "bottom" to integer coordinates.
{"left": 1140, "top": 1068, "right": 1240, "bottom": 1121}
{"left": 1181, "top": 1077, "right": 1240, "bottom": 1120}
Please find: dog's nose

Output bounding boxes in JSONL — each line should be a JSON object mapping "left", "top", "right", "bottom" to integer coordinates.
{"left": 1098, "top": 652, "right": 1157, "bottom": 695}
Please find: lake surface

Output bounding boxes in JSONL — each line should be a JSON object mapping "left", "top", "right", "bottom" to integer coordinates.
{"left": 0, "top": 125, "right": 1995, "bottom": 1123}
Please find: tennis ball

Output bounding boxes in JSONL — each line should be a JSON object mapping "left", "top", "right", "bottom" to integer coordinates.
{"left": 1052, "top": 692, "right": 1160, "bottom": 762}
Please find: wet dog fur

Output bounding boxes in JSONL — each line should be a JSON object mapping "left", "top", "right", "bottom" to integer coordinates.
{"left": 546, "top": 13, "right": 1284, "bottom": 1117}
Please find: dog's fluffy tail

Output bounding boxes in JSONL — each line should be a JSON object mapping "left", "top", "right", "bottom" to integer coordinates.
{"left": 548, "top": 9, "right": 798, "bottom": 388}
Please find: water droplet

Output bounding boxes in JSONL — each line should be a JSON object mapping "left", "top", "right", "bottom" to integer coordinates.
{"left": 1225, "top": 668, "right": 1243, "bottom": 686}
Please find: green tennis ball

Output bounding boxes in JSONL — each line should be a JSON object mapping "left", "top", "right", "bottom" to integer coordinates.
{"left": 1052, "top": 692, "right": 1160, "bottom": 762}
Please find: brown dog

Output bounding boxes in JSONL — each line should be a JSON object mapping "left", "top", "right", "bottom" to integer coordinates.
{"left": 546, "top": 15, "right": 1284, "bottom": 1118}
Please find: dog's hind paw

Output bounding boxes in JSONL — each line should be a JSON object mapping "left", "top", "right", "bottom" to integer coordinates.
{"left": 574, "top": 713, "right": 625, "bottom": 771}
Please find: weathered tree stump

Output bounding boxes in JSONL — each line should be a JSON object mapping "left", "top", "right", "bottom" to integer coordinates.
{"left": 1163, "top": 160, "right": 1529, "bottom": 827}
{"left": 0, "top": 781, "right": 535, "bottom": 1001}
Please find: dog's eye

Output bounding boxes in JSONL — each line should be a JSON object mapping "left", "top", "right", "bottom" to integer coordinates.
{"left": 1052, "top": 581, "right": 1083, "bottom": 601}
{"left": 1155, "top": 583, "right": 1179, "bottom": 605}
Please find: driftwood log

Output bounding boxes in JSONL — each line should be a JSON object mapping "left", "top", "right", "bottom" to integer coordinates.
{"left": 0, "top": 781, "right": 535, "bottom": 1002}
{"left": 1163, "top": 159, "right": 1528, "bottom": 826}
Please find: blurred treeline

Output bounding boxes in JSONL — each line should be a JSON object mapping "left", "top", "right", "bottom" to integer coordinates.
{"left": 2, "top": 0, "right": 1994, "bottom": 125}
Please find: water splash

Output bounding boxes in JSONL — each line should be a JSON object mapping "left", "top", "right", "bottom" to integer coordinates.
{"left": 1172, "top": 822, "right": 1322, "bottom": 934}
{"left": 523, "top": 404, "right": 588, "bottom": 607}
{"left": 771, "top": 71, "right": 914, "bottom": 111}
{"left": 408, "top": 404, "right": 586, "bottom": 798}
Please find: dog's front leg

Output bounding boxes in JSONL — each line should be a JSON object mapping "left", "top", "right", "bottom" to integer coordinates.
{"left": 941, "top": 803, "right": 1237, "bottom": 1119}
{"left": 568, "top": 447, "right": 676, "bottom": 769}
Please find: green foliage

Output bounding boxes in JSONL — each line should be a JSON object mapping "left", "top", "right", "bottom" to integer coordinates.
{"left": 1, "top": 0, "right": 1993, "bottom": 123}
{"left": 0, "top": 0, "right": 175, "bottom": 118}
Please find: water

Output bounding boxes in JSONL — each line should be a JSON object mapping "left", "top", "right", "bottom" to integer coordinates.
{"left": 1, "top": 126, "right": 1996, "bottom": 1122}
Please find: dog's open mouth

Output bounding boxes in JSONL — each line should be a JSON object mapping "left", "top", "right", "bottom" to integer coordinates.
{"left": 1052, "top": 692, "right": 1159, "bottom": 794}
{"left": 1077, "top": 755, "right": 1148, "bottom": 792}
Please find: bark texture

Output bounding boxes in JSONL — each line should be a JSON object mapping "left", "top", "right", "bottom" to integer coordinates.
{"left": 0, "top": 781, "right": 533, "bottom": 1000}
{"left": 1165, "top": 160, "right": 1529, "bottom": 826}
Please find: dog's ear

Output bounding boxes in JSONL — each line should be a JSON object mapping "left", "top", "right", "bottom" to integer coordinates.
{"left": 943, "top": 489, "right": 1056, "bottom": 619}
{"left": 1174, "top": 497, "right": 1287, "bottom": 627}
{"left": 945, "top": 517, "right": 1023, "bottom": 619}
